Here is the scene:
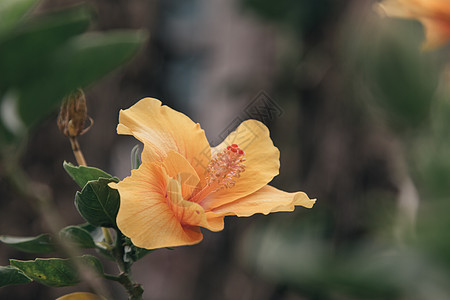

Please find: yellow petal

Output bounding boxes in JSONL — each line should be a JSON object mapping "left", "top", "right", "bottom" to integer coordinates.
{"left": 56, "top": 292, "right": 106, "bottom": 300}
{"left": 211, "top": 185, "right": 316, "bottom": 217}
{"left": 162, "top": 150, "right": 200, "bottom": 199}
{"left": 205, "top": 211, "right": 225, "bottom": 231}
{"left": 115, "top": 162, "right": 204, "bottom": 249}
{"left": 201, "top": 120, "right": 280, "bottom": 210}
{"left": 117, "top": 98, "right": 211, "bottom": 186}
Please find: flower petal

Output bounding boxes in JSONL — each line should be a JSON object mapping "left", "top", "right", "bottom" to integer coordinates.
{"left": 201, "top": 120, "right": 280, "bottom": 210}
{"left": 211, "top": 185, "right": 316, "bottom": 217}
{"left": 205, "top": 212, "right": 225, "bottom": 231}
{"left": 117, "top": 98, "right": 211, "bottom": 185}
{"left": 114, "top": 162, "right": 205, "bottom": 249}
{"left": 162, "top": 150, "right": 200, "bottom": 199}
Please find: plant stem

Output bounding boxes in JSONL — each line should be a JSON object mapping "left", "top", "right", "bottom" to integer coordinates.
{"left": 102, "top": 227, "right": 113, "bottom": 246}
{"left": 69, "top": 136, "right": 87, "bottom": 166}
{"left": 68, "top": 138, "right": 116, "bottom": 256}
{"left": 67, "top": 129, "right": 143, "bottom": 299}
{"left": 105, "top": 232, "right": 143, "bottom": 300}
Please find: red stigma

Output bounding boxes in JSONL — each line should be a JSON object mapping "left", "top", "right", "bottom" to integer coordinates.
{"left": 231, "top": 144, "right": 238, "bottom": 148}
{"left": 226, "top": 146, "right": 231, "bottom": 150}
{"left": 230, "top": 147, "right": 238, "bottom": 153}
{"left": 238, "top": 149, "right": 244, "bottom": 155}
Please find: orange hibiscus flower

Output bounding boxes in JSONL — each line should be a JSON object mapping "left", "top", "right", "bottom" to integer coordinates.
{"left": 378, "top": 0, "right": 450, "bottom": 50}
{"left": 110, "top": 98, "right": 315, "bottom": 250}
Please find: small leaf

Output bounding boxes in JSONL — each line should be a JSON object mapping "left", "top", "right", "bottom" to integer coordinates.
{"left": 0, "top": 266, "right": 32, "bottom": 287}
{"left": 0, "top": 234, "right": 56, "bottom": 253}
{"left": 59, "top": 226, "right": 95, "bottom": 249}
{"left": 63, "top": 161, "right": 118, "bottom": 188}
{"left": 10, "top": 255, "right": 103, "bottom": 287}
{"left": 75, "top": 178, "right": 120, "bottom": 227}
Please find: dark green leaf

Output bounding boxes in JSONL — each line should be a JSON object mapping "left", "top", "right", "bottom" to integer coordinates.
{"left": 0, "top": 266, "right": 32, "bottom": 287}
{"left": 79, "top": 255, "right": 104, "bottom": 275}
{"left": 75, "top": 178, "right": 120, "bottom": 228}
{"left": 0, "top": 0, "right": 38, "bottom": 35}
{"left": 79, "top": 224, "right": 104, "bottom": 243}
{"left": 18, "top": 30, "right": 146, "bottom": 126}
{"left": 10, "top": 255, "right": 103, "bottom": 287}
{"left": 63, "top": 161, "right": 118, "bottom": 188}
{"left": 0, "top": 234, "right": 56, "bottom": 254}
{"left": 59, "top": 225, "right": 96, "bottom": 249}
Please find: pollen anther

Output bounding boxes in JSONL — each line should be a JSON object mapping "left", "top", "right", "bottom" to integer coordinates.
{"left": 189, "top": 144, "right": 246, "bottom": 203}
{"left": 206, "top": 144, "right": 246, "bottom": 190}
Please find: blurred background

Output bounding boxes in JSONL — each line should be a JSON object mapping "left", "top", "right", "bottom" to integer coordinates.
{"left": 1, "top": 0, "right": 450, "bottom": 299}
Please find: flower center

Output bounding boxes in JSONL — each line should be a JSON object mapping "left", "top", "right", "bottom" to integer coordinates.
{"left": 189, "top": 144, "right": 246, "bottom": 203}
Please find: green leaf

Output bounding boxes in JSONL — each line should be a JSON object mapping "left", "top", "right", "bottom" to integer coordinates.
{"left": 79, "top": 224, "right": 105, "bottom": 243}
{"left": 0, "top": 0, "right": 38, "bottom": 35}
{"left": 18, "top": 30, "right": 146, "bottom": 126}
{"left": 63, "top": 161, "right": 118, "bottom": 188}
{"left": 10, "top": 255, "right": 103, "bottom": 287}
{"left": 59, "top": 225, "right": 96, "bottom": 249}
{"left": 0, "top": 234, "right": 56, "bottom": 254}
{"left": 75, "top": 178, "right": 120, "bottom": 227}
{"left": 0, "top": 266, "right": 32, "bottom": 287}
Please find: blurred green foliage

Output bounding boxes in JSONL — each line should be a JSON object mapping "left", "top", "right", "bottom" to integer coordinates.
{"left": 0, "top": 0, "right": 146, "bottom": 146}
{"left": 0, "top": 0, "right": 147, "bottom": 293}
{"left": 343, "top": 19, "right": 440, "bottom": 130}
{"left": 242, "top": 0, "right": 333, "bottom": 34}
{"left": 239, "top": 1, "right": 450, "bottom": 300}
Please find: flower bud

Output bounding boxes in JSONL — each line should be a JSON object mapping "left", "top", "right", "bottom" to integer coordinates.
{"left": 57, "top": 89, "right": 90, "bottom": 137}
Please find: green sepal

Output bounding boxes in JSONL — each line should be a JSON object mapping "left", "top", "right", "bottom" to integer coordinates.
{"left": 123, "top": 237, "right": 152, "bottom": 263}
{"left": 59, "top": 225, "right": 96, "bottom": 249}
{"left": 10, "top": 255, "right": 103, "bottom": 287}
{"left": 75, "top": 178, "right": 120, "bottom": 228}
{"left": 130, "top": 144, "right": 142, "bottom": 170}
{"left": 63, "top": 161, "right": 118, "bottom": 188}
{"left": 0, "top": 266, "right": 32, "bottom": 287}
{"left": 0, "top": 234, "right": 56, "bottom": 254}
